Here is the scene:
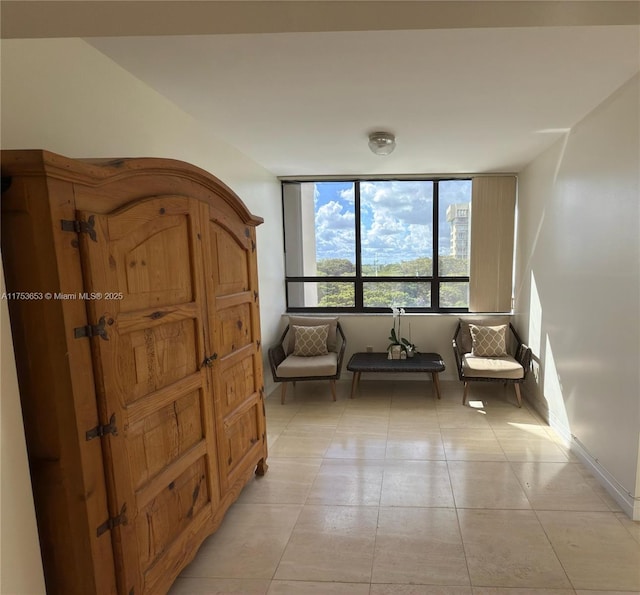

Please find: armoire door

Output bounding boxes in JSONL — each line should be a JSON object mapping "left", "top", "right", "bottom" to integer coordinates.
{"left": 200, "top": 202, "right": 267, "bottom": 492}
{"left": 78, "top": 196, "right": 220, "bottom": 595}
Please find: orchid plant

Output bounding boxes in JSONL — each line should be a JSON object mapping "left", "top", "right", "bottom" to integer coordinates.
{"left": 388, "top": 306, "right": 416, "bottom": 353}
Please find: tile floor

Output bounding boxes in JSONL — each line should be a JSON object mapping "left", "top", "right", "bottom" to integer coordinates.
{"left": 169, "top": 380, "right": 640, "bottom": 595}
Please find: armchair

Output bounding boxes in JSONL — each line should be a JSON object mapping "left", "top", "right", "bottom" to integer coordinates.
{"left": 268, "top": 316, "right": 347, "bottom": 404}
{"left": 452, "top": 318, "right": 532, "bottom": 407}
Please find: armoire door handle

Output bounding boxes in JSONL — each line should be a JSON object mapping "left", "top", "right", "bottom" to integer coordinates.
{"left": 202, "top": 353, "right": 217, "bottom": 368}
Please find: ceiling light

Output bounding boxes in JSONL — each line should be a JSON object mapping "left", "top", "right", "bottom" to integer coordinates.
{"left": 368, "top": 131, "right": 396, "bottom": 156}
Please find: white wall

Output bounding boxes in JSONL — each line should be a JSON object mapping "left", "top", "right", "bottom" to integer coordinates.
{"left": 514, "top": 74, "right": 640, "bottom": 519}
{"left": 0, "top": 38, "right": 285, "bottom": 349}
{"left": 0, "top": 262, "right": 47, "bottom": 595}
{"left": 275, "top": 312, "right": 505, "bottom": 384}
{"left": 338, "top": 314, "right": 464, "bottom": 380}
{"left": 0, "top": 37, "right": 285, "bottom": 592}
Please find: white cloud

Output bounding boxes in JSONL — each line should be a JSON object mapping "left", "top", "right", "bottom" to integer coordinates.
{"left": 360, "top": 181, "right": 432, "bottom": 263}
{"left": 313, "top": 181, "right": 468, "bottom": 265}
{"left": 339, "top": 186, "right": 355, "bottom": 204}
{"left": 316, "top": 200, "right": 354, "bottom": 230}
{"left": 361, "top": 181, "right": 432, "bottom": 225}
{"left": 315, "top": 200, "right": 355, "bottom": 260}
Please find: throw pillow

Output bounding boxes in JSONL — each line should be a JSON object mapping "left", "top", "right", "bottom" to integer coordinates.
{"left": 469, "top": 324, "right": 508, "bottom": 357}
{"left": 287, "top": 316, "right": 339, "bottom": 354}
{"left": 292, "top": 325, "right": 329, "bottom": 357}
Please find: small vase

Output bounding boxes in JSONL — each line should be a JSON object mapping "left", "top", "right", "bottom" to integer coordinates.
{"left": 406, "top": 347, "right": 415, "bottom": 358}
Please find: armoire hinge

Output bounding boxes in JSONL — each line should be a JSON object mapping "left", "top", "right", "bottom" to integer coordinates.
{"left": 86, "top": 413, "right": 118, "bottom": 441}
{"left": 74, "top": 316, "right": 109, "bottom": 340}
{"left": 60, "top": 215, "right": 97, "bottom": 242}
{"left": 96, "top": 503, "right": 127, "bottom": 537}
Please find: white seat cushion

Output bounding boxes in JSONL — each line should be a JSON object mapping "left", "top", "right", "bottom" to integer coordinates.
{"left": 276, "top": 352, "right": 338, "bottom": 378}
{"left": 462, "top": 353, "right": 524, "bottom": 380}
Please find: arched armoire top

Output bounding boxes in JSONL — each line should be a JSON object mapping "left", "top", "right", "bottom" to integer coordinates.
{"left": 1, "top": 150, "right": 263, "bottom": 226}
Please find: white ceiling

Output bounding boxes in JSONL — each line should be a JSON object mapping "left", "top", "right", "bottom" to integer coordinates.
{"left": 88, "top": 25, "right": 639, "bottom": 176}
{"left": 3, "top": 1, "right": 640, "bottom": 177}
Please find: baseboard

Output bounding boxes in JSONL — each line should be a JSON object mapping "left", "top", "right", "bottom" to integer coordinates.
{"left": 524, "top": 384, "right": 638, "bottom": 520}
{"left": 570, "top": 436, "right": 638, "bottom": 519}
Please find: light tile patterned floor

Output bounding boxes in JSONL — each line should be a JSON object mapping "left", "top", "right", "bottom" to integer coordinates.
{"left": 169, "top": 380, "right": 640, "bottom": 594}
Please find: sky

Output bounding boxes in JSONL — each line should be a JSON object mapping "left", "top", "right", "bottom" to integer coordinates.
{"left": 314, "top": 179, "right": 471, "bottom": 264}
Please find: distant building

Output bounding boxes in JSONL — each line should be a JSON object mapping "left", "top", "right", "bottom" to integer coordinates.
{"left": 446, "top": 203, "right": 470, "bottom": 259}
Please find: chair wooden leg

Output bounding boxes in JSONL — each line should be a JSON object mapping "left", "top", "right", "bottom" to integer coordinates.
{"left": 281, "top": 382, "right": 288, "bottom": 404}
{"left": 462, "top": 382, "right": 469, "bottom": 405}
{"left": 514, "top": 383, "right": 522, "bottom": 408}
{"left": 330, "top": 380, "right": 337, "bottom": 401}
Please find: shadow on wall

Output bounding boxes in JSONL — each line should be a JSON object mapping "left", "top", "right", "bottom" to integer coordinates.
{"left": 525, "top": 271, "right": 571, "bottom": 440}
{"left": 524, "top": 268, "right": 637, "bottom": 519}
{"left": 516, "top": 130, "right": 574, "bottom": 441}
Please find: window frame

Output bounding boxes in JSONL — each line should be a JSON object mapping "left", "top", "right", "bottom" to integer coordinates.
{"left": 282, "top": 178, "right": 471, "bottom": 314}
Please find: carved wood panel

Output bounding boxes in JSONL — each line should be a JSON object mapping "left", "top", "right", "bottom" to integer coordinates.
{"left": 78, "top": 197, "right": 220, "bottom": 595}
{"left": 202, "top": 209, "right": 266, "bottom": 490}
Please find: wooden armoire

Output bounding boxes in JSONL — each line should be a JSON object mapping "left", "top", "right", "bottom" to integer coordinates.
{"left": 1, "top": 150, "right": 268, "bottom": 595}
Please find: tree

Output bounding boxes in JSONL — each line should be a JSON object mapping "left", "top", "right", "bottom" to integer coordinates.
{"left": 317, "top": 259, "right": 355, "bottom": 277}
{"left": 439, "top": 256, "right": 469, "bottom": 276}
{"left": 315, "top": 256, "right": 468, "bottom": 308}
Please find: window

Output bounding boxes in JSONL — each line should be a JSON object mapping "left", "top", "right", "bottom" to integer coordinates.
{"left": 283, "top": 179, "right": 471, "bottom": 312}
